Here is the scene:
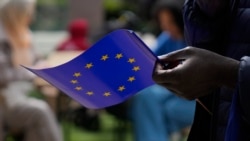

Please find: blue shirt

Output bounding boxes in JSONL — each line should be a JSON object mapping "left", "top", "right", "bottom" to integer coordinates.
{"left": 153, "top": 32, "right": 186, "bottom": 55}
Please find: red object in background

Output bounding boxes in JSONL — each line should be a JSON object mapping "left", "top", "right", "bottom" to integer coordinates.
{"left": 57, "top": 19, "right": 90, "bottom": 51}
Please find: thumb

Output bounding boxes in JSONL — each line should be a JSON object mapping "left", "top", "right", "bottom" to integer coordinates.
{"left": 159, "top": 47, "right": 194, "bottom": 62}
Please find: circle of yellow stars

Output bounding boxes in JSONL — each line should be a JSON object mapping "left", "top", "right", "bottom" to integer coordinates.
{"left": 70, "top": 53, "right": 141, "bottom": 97}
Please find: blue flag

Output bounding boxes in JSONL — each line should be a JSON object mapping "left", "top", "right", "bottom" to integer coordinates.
{"left": 26, "top": 29, "right": 157, "bottom": 109}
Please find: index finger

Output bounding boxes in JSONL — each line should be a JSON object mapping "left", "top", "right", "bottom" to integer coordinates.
{"left": 152, "top": 63, "right": 179, "bottom": 84}
{"left": 159, "top": 47, "right": 194, "bottom": 62}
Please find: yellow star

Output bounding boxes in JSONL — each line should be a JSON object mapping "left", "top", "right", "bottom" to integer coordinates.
{"left": 73, "top": 72, "right": 81, "bottom": 77}
{"left": 75, "top": 86, "right": 83, "bottom": 91}
{"left": 86, "top": 91, "right": 94, "bottom": 96}
{"left": 85, "top": 63, "right": 93, "bottom": 69}
{"left": 115, "top": 53, "right": 123, "bottom": 59}
{"left": 118, "top": 86, "right": 125, "bottom": 92}
{"left": 104, "top": 92, "right": 111, "bottom": 97}
{"left": 101, "top": 54, "right": 109, "bottom": 61}
{"left": 128, "top": 76, "right": 135, "bottom": 82}
{"left": 132, "top": 66, "right": 140, "bottom": 72}
{"left": 128, "top": 58, "right": 136, "bottom": 63}
{"left": 71, "top": 80, "right": 78, "bottom": 84}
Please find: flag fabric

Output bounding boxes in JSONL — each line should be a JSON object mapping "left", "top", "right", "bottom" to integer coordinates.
{"left": 27, "top": 29, "right": 157, "bottom": 109}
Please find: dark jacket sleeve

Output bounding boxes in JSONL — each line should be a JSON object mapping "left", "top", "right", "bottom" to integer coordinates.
{"left": 239, "top": 56, "right": 250, "bottom": 123}
{"left": 194, "top": 0, "right": 229, "bottom": 17}
{"left": 183, "top": 0, "right": 236, "bottom": 53}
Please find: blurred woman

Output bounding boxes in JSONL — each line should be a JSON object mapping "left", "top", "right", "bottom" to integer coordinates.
{"left": 130, "top": 1, "right": 195, "bottom": 141}
{"left": 0, "top": 0, "right": 62, "bottom": 141}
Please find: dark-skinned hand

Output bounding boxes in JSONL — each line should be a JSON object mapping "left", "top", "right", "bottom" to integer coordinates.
{"left": 153, "top": 47, "right": 240, "bottom": 100}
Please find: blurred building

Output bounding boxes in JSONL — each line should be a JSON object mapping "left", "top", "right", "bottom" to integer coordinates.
{"left": 69, "top": 0, "right": 104, "bottom": 37}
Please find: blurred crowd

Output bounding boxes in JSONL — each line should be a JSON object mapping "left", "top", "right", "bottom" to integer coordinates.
{"left": 0, "top": 0, "right": 195, "bottom": 141}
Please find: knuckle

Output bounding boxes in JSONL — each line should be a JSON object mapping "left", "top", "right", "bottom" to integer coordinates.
{"left": 184, "top": 46, "right": 195, "bottom": 55}
{"left": 186, "top": 46, "right": 195, "bottom": 50}
{"left": 185, "top": 46, "right": 193, "bottom": 50}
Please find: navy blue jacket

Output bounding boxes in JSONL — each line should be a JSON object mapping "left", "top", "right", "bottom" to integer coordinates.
{"left": 183, "top": 0, "right": 250, "bottom": 141}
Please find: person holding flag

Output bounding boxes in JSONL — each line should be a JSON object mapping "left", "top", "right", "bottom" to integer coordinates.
{"left": 153, "top": 0, "right": 250, "bottom": 140}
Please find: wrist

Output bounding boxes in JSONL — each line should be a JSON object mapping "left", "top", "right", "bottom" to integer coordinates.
{"left": 217, "top": 57, "right": 240, "bottom": 88}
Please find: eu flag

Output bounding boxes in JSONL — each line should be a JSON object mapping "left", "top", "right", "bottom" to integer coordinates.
{"left": 26, "top": 29, "right": 157, "bottom": 109}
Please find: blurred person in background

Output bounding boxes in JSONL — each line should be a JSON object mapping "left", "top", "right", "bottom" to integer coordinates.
{"left": 0, "top": 0, "right": 62, "bottom": 140}
{"left": 56, "top": 19, "right": 90, "bottom": 51}
{"left": 130, "top": 1, "right": 195, "bottom": 141}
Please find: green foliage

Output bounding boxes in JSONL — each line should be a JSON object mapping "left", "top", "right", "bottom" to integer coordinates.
{"left": 104, "top": 0, "right": 124, "bottom": 12}
{"left": 62, "top": 113, "right": 133, "bottom": 141}
{"left": 37, "top": 0, "right": 67, "bottom": 6}
{"left": 28, "top": 89, "right": 45, "bottom": 100}
{"left": 32, "top": 0, "right": 68, "bottom": 30}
